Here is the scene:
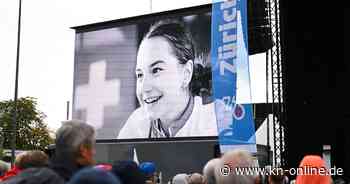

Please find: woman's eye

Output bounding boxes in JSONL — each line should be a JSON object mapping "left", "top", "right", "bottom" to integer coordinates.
{"left": 152, "top": 67, "right": 163, "bottom": 74}
{"left": 136, "top": 73, "right": 143, "bottom": 79}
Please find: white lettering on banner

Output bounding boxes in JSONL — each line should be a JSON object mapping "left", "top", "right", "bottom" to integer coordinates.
{"left": 219, "top": 22, "right": 237, "bottom": 32}
{"left": 220, "top": 61, "right": 236, "bottom": 76}
{"left": 220, "top": 0, "right": 236, "bottom": 10}
{"left": 75, "top": 60, "right": 120, "bottom": 130}
{"left": 222, "top": 96, "right": 235, "bottom": 110}
{"left": 218, "top": 43, "right": 236, "bottom": 60}
{"left": 223, "top": 32, "right": 237, "bottom": 43}
{"left": 223, "top": 8, "right": 237, "bottom": 22}
{"left": 218, "top": 0, "right": 237, "bottom": 76}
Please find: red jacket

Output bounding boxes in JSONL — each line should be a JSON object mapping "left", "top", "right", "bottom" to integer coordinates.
{"left": 0, "top": 166, "right": 21, "bottom": 181}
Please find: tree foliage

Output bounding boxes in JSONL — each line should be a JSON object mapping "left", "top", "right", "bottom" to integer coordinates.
{"left": 0, "top": 97, "right": 54, "bottom": 151}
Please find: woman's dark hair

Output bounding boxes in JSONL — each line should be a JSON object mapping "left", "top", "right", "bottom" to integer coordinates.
{"left": 143, "top": 20, "right": 202, "bottom": 95}
{"left": 144, "top": 19, "right": 195, "bottom": 65}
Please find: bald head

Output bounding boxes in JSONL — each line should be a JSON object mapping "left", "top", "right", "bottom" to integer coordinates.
{"left": 203, "top": 158, "right": 221, "bottom": 184}
{"left": 217, "top": 149, "right": 258, "bottom": 184}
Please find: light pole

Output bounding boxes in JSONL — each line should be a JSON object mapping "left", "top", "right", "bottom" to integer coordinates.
{"left": 66, "top": 101, "right": 70, "bottom": 120}
{"left": 11, "top": 0, "right": 22, "bottom": 167}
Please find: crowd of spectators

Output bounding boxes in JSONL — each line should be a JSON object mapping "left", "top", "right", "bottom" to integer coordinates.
{"left": 0, "top": 120, "right": 347, "bottom": 184}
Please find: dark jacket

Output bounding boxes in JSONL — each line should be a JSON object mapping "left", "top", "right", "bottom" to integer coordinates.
{"left": 111, "top": 160, "right": 147, "bottom": 184}
{"left": 49, "top": 154, "right": 86, "bottom": 182}
{"left": 1, "top": 167, "right": 64, "bottom": 184}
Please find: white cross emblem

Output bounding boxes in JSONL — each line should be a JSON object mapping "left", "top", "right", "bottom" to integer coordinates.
{"left": 74, "top": 60, "right": 120, "bottom": 129}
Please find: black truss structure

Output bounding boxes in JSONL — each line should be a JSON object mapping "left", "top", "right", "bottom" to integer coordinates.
{"left": 266, "top": 0, "right": 287, "bottom": 167}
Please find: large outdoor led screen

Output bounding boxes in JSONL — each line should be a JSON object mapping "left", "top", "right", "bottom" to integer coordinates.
{"left": 72, "top": 5, "right": 254, "bottom": 139}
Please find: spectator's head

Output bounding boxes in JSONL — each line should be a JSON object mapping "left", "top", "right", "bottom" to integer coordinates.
{"left": 16, "top": 150, "right": 48, "bottom": 170}
{"left": 68, "top": 168, "right": 121, "bottom": 184}
{"left": 14, "top": 151, "right": 27, "bottom": 168}
{"left": 139, "top": 161, "right": 157, "bottom": 183}
{"left": 55, "top": 120, "right": 96, "bottom": 166}
{"left": 188, "top": 173, "right": 207, "bottom": 184}
{"left": 268, "top": 168, "right": 285, "bottom": 184}
{"left": 0, "top": 160, "right": 9, "bottom": 176}
{"left": 296, "top": 155, "right": 332, "bottom": 184}
{"left": 218, "top": 149, "right": 258, "bottom": 184}
{"left": 111, "top": 160, "right": 146, "bottom": 184}
{"left": 1, "top": 167, "right": 64, "bottom": 184}
{"left": 171, "top": 173, "right": 189, "bottom": 184}
{"left": 203, "top": 158, "right": 221, "bottom": 184}
{"left": 139, "top": 162, "right": 156, "bottom": 177}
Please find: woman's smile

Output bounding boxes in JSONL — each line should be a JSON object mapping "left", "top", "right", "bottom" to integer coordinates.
{"left": 143, "top": 95, "right": 163, "bottom": 104}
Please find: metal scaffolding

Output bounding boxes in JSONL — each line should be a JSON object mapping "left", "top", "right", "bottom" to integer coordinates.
{"left": 266, "top": 0, "right": 287, "bottom": 167}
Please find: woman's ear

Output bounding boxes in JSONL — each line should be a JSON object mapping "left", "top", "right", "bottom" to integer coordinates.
{"left": 183, "top": 60, "right": 194, "bottom": 88}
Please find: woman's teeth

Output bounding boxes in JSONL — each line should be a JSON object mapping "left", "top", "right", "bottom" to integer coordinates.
{"left": 144, "top": 96, "right": 161, "bottom": 104}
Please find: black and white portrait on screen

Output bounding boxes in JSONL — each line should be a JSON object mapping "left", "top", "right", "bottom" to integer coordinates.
{"left": 117, "top": 19, "right": 218, "bottom": 139}
{"left": 72, "top": 12, "right": 253, "bottom": 139}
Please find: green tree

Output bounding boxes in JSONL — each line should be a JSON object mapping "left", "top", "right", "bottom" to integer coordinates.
{"left": 0, "top": 97, "right": 54, "bottom": 151}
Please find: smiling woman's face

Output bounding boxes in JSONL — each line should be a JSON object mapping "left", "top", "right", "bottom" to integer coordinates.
{"left": 136, "top": 37, "right": 189, "bottom": 123}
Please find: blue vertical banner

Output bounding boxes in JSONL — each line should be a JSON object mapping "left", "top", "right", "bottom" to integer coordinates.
{"left": 211, "top": 0, "right": 256, "bottom": 153}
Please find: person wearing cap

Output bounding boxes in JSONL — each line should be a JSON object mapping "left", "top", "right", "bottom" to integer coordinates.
{"left": 139, "top": 162, "right": 157, "bottom": 184}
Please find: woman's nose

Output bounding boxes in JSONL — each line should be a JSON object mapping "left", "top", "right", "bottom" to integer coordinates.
{"left": 141, "top": 74, "right": 153, "bottom": 92}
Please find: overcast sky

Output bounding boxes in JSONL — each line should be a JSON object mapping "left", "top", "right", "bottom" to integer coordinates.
{"left": 0, "top": 0, "right": 267, "bottom": 132}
